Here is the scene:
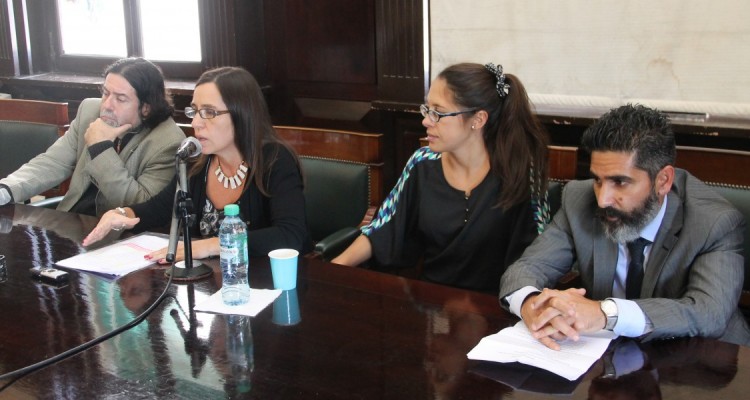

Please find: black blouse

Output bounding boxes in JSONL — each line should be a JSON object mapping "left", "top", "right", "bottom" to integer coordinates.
{"left": 363, "top": 147, "right": 538, "bottom": 293}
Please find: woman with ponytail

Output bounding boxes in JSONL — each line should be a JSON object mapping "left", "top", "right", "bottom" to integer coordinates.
{"left": 333, "top": 62, "right": 550, "bottom": 293}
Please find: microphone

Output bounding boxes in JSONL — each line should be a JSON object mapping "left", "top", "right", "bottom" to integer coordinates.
{"left": 176, "top": 137, "right": 202, "bottom": 159}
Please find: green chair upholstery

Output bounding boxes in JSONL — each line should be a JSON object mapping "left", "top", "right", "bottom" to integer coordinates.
{"left": 711, "top": 184, "right": 750, "bottom": 295}
{"left": 300, "top": 156, "right": 370, "bottom": 260}
{"left": 0, "top": 99, "right": 70, "bottom": 199}
{"left": 0, "top": 121, "right": 60, "bottom": 179}
{"left": 547, "top": 180, "right": 564, "bottom": 222}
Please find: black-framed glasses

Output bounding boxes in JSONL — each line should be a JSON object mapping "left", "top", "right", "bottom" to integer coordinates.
{"left": 420, "top": 104, "right": 477, "bottom": 123}
{"left": 185, "top": 107, "right": 230, "bottom": 119}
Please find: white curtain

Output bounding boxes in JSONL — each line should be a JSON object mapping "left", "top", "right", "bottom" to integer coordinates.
{"left": 430, "top": 0, "right": 750, "bottom": 116}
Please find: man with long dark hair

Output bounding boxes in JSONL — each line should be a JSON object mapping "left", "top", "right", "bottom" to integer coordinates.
{"left": 0, "top": 57, "right": 184, "bottom": 216}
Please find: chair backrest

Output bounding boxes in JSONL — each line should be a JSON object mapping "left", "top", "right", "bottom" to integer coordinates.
{"left": 547, "top": 180, "right": 564, "bottom": 220}
{"left": 708, "top": 184, "right": 750, "bottom": 307}
{"left": 275, "top": 125, "right": 384, "bottom": 206}
{"left": 0, "top": 121, "right": 60, "bottom": 178}
{"left": 674, "top": 146, "right": 750, "bottom": 309}
{"left": 274, "top": 126, "right": 383, "bottom": 242}
{"left": 300, "top": 157, "right": 370, "bottom": 241}
{"left": 546, "top": 146, "right": 577, "bottom": 224}
{"left": 676, "top": 146, "right": 750, "bottom": 187}
{"left": 0, "top": 99, "right": 70, "bottom": 137}
{"left": 0, "top": 99, "right": 70, "bottom": 198}
{"left": 548, "top": 145, "right": 578, "bottom": 181}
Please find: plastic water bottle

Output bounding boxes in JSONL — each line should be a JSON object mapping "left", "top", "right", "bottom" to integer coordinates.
{"left": 220, "top": 204, "right": 250, "bottom": 306}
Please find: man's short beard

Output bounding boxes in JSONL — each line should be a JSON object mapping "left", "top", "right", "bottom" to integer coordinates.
{"left": 595, "top": 187, "right": 660, "bottom": 243}
{"left": 100, "top": 110, "right": 142, "bottom": 130}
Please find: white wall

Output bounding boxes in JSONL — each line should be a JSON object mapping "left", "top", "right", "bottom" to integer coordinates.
{"left": 430, "top": 0, "right": 750, "bottom": 116}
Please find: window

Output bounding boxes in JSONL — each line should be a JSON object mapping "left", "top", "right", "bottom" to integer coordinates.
{"left": 54, "top": 0, "right": 202, "bottom": 78}
{"left": 6, "top": 0, "right": 245, "bottom": 81}
{"left": 57, "top": 0, "right": 127, "bottom": 57}
{"left": 139, "top": 1, "right": 201, "bottom": 62}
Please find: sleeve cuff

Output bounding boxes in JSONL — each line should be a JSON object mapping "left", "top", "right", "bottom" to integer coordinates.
{"left": 88, "top": 140, "right": 115, "bottom": 159}
{"left": 610, "top": 297, "right": 649, "bottom": 337}
{"left": 506, "top": 286, "right": 541, "bottom": 317}
{"left": 0, "top": 185, "right": 13, "bottom": 205}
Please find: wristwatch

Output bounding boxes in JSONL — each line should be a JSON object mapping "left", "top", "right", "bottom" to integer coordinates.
{"left": 600, "top": 298, "right": 618, "bottom": 331}
{"left": 112, "top": 207, "right": 127, "bottom": 231}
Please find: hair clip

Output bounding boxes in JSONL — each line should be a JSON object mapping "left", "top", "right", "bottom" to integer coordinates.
{"left": 484, "top": 63, "right": 510, "bottom": 98}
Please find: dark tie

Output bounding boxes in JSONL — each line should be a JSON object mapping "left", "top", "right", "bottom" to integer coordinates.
{"left": 625, "top": 238, "right": 651, "bottom": 299}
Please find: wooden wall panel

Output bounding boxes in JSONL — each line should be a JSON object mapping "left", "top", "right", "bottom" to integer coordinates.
{"left": 199, "top": 0, "right": 237, "bottom": 68}
{"left": 284, "top": 0, "right": 375, "bottom": 86}
{"left": 375, "top": 0, "right": 425, "bottom": 104}
{"left": 267, "top": 0, "right": 377, "bottom": 104}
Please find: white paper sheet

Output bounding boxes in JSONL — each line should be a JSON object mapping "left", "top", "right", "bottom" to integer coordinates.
{"left": 56, "top": 234, "right": 169, "bottom": 278}
{"left": 194, "top": 289, "right": 281, "bottom": 317}
{"left": 467, "top": 321, "right": 616, "bottom": 381}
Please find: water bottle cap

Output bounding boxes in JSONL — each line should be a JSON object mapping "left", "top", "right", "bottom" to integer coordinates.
{"left": 224, "top": 204, "right": 240, "bottom": 216}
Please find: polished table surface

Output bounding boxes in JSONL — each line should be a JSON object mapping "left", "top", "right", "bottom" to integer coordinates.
{"left": 1, "top": 204, "right": 749, "bottom": 399}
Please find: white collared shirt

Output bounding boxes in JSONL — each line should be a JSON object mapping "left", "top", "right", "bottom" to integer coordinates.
{"left": 609, "top": 195, "right": 667, "bottom": 336}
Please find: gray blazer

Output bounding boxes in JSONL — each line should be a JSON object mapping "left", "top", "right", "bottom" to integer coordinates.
{"left": 499, "top": 169, "right": 750, "bottom": 345}
{"left": 1, "top": 98, "right": 185, "bottom": 216}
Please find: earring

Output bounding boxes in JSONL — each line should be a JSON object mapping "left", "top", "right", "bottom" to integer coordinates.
{"left": 471, "top": 125, "right": 475, "bottom": 129}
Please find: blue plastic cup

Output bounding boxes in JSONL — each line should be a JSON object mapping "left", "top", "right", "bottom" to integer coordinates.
{"left": 272, "top": 289, "right": 301, "bottom": 326}
{"left": 268, "top": 249, "right": 299, "bottom": 290}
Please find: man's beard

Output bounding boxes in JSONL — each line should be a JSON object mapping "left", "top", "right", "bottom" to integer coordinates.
{"left": 100, "top": 110, "right": 141, "bottom": 130}
{"left": 595, "top": 188, "right": 661, "bottom": 243}
{"left": 99, "top": 110, "right": 120, "bottom": 127}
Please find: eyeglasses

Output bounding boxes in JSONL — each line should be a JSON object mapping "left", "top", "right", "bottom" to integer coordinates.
{"left": 185, "top": 107, "right": 230, "bottom": 119}
{"left": 420, "top": 104, "right": 477, "bottom": 123}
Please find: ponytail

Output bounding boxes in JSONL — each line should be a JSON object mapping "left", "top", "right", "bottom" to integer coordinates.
{"left": 439, "top": 63, "right": 549, "bottom": 210}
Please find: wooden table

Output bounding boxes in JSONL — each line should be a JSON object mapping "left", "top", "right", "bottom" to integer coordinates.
{"left": 0, "top": 204, "right": 748, "bottom": 399}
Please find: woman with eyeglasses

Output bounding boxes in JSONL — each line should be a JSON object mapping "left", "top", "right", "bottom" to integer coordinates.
{"left": 83, "top": 67, "right": 312, "bottom": 260}
{"left": 332, "top": 62, "right": 550, "bottom": 293}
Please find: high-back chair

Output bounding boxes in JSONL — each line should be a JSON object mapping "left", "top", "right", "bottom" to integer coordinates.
{"left": 675, "top": 146, "right": 750, "bottom": 187}
{"left": 275, "top": 126, "right": 384, "bottom": 259}
{"left": 709, "top": 184, "right": 750, "bottom": 311}
{"left": 547, "top": 145, "right": 578, "bottom": 219}
{"left": 547, "top": 145, "right": 578, "bottom": 181}
{"left": 674, "top": 146, "right": 750, "bottom": 311}
{"left": 0, "top": 99, "right": 70, "bottom": 199}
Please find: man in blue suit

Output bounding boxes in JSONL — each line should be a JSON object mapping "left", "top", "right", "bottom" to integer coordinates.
{"left": 500, "top": 104, "right": 750, "bottom": 349}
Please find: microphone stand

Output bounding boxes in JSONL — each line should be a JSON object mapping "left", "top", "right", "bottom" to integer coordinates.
{"left": 164, "top": 157, "right": 212, "bottom": 281}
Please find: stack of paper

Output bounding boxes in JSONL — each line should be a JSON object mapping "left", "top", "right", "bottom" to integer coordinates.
{"left": 467, "top": 321, "right": 615, "bottom": 381}
{"left": 56, "top": 234, "right": 169, "bottom": 278}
